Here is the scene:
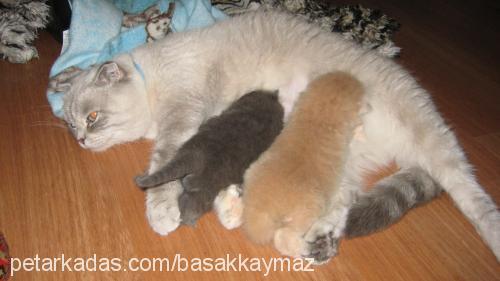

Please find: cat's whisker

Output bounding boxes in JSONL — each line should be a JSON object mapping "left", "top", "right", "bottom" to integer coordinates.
{"left": 31, "top": 120, "right": 64, "bottom": 125}
{"left": 30, "top": 104, "right": 52, "bottom": 109}
{"left": 24, "top": 105, "right": 57, "bottom": 114}
{"left": 29, "top": 121, "right": 67, "bottom": 130}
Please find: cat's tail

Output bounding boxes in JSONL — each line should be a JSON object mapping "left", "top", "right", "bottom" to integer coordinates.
{"left": 345, "top": 167, "right": 441, "bottom": 237}
{"left": 135, "top": 151, "right": 203, "bottom": 189}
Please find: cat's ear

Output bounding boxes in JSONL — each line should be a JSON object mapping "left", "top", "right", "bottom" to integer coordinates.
{"left": 47, "top": 66, "right": 83, "bottom": 93}
{"left": 95, "top": 62, "right": 125, "bottom": 86}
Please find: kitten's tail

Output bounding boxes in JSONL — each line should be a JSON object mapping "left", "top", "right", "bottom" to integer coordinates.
{"left": 135, "top": 151, "right": 202, "bottom": 189}
{"left": 344, "top": 167, "right": 442, "bottom": 237}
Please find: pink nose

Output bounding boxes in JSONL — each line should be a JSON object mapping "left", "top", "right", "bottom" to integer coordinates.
{"left": 78, "top": 138, "right": 85, "bottom": 145}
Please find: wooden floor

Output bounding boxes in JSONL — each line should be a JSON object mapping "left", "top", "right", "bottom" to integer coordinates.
{"left": 1, "top": 1, "right": 499, "bottom": 280}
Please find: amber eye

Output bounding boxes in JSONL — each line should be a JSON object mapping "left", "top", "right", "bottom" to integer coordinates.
{"left": 86, "top": 111, "right": 98, "bottom": 124}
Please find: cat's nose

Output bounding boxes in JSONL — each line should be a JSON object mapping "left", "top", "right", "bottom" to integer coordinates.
{"left": 78, "top": 138, "right": 85, "bottom": 145}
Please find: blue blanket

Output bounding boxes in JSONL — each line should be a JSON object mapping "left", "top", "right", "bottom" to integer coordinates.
{"left": 48, "top": 0, "right": 226, "bottom": 118}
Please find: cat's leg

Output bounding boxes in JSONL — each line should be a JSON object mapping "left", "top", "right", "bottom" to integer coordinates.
{"left": 356, "top": 92, "right": 500, "bottom": 261}
{"left": 214, "top": 184, "right": 244, "bottom": 229}
{"left": 145, "top": 104, "right": 205, "bottom": 235}
{"left": 145, "top": 180, "right": 183, "bottom": 235}
{"left": 301, "top": 191, "right": 351, "bottom": 264}
{"left": 301, "top": 135, "right": 382, "bottom": 264}
{"left": 344, "top": 93, "right": 499, "bottom": 260}
{"left": 393, "top": 119, "right": 500, "bottom": 260}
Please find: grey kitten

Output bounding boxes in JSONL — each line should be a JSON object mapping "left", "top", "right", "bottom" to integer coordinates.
{"left": 135, "top": 90, "right": 284, "bottom": 225}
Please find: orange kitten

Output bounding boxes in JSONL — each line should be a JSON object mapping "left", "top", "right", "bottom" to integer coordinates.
{"left": 242, "top": 72, "right": 365, "bottom": 256}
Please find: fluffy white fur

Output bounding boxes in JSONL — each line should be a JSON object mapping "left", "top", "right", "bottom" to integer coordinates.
{"left": 61, "top": 11, "right": 500, "bottom": 260}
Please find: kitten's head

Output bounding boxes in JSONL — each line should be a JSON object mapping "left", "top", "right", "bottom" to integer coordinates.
{"left": 60, "top": 55, "right": 151, "bottom": 151}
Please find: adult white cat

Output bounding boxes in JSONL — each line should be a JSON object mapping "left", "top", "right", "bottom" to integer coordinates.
{"left": 57, "top": 11, "right": 499, "bottom": 261}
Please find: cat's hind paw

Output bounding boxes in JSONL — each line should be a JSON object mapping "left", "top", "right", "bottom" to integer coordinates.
{"left": 214, "top": 184, "right": 243, "bottom": 230}
{"left": 145, "top": 182, "right": 183, "bottom": 235}
{"left": 303, "top": 230, "right": 338, "bottom": 265}
{"left": 302, "top": 208, "right": 347, "bottom": 264}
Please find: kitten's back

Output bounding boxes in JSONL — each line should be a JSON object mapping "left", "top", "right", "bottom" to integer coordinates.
{"left": 290, "top": 72, "right": 364, "bottom": 128}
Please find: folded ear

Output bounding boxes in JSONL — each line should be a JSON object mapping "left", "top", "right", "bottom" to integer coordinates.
{"left": 95, "top": 61, "right": 124, "bottom": 86}
{"left": 47, "top": 66, "right": 83, "bottom": 93}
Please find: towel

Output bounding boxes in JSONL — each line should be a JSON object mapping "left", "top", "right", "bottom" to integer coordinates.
{"left": 47, "top": 0, "right": 226, "bottom": 118}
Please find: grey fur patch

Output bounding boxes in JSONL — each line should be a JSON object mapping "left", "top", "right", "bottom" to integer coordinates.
{"left": 345, "top": 167, "right": 442, "bottom": 237}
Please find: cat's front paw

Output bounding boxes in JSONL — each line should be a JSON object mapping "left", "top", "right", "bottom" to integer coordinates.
{"left": 214, "top": 184, "right": 243, "bottom": 229}
{"left": 145, "top": 181, "right": 183, "bottom": 235}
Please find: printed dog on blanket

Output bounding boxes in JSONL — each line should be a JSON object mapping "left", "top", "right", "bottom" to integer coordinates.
{"left": 122, "top": 2, "right": 175, "bottom": 42}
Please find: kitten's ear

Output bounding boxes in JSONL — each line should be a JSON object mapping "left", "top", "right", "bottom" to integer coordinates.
{"left": 95, "top": 62, "right": 125, "bottom": 86}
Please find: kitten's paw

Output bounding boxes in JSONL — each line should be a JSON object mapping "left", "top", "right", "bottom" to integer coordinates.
{"left": 214, "top": 184, "right": 243, "bottom": 229}
{"left": 134, "top": 174, "right": 150, "bottom": 189}
{"left": 145, "top": 182, "right": 183, "bottom": 235}
{"left": 274, "top": 227, "right": 307, "bottom": 257}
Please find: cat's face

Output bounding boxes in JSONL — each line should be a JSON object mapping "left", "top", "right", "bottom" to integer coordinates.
{"left": 61, "top": 57, "right": 151, "bottom": 151}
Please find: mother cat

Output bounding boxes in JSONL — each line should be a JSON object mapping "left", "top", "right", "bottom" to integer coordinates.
{"left": 58, "top": 11, "right": 499, "bottom": 261}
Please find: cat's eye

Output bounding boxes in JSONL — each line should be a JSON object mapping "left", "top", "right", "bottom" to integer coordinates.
{"left": 69, "top": 123, "right": 76, "bottom": 129}
{"left": 86, "top": 111, "right": 99, "bottom": 125}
